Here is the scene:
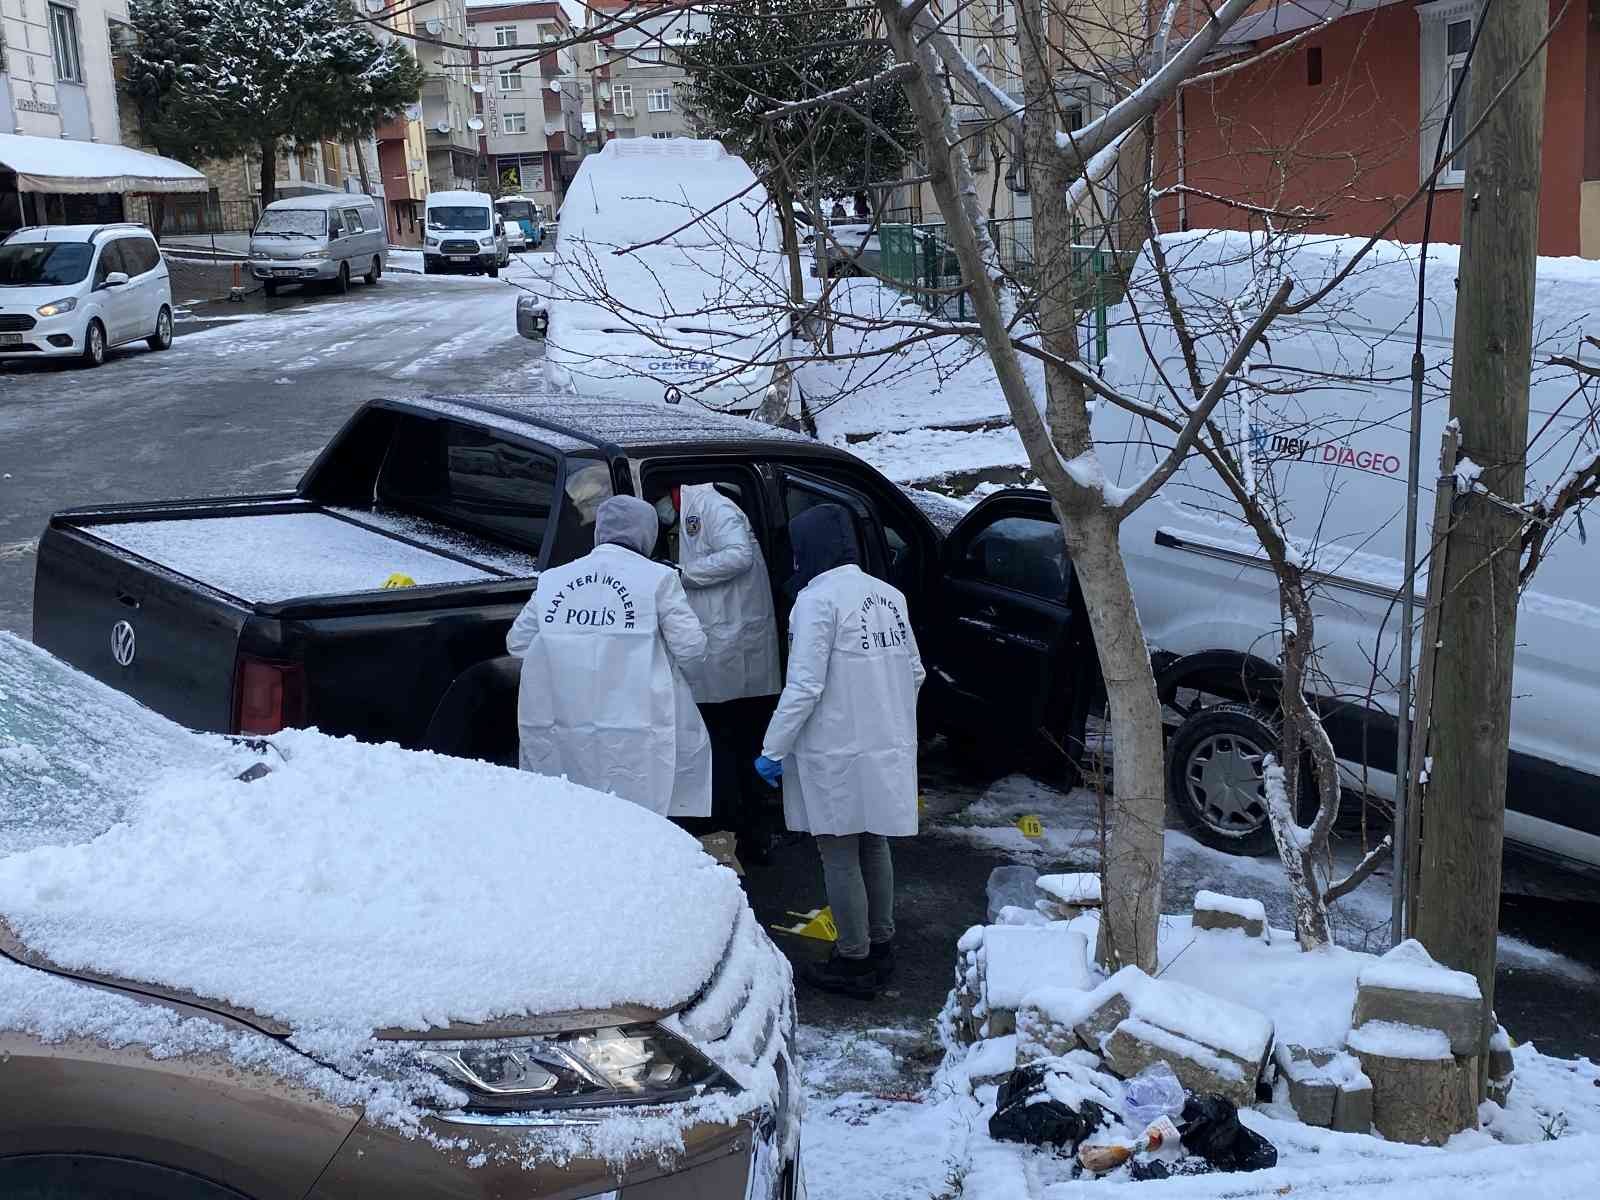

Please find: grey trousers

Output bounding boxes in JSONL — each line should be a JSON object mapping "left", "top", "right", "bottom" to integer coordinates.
{"left": 814, "top": 833, "right": 895, "bottom": 959}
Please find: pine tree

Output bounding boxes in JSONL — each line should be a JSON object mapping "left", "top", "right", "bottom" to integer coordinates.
{"left": 124, "top": 0, "right": 424, "bottom": 206}
{"left": 681, "top": 0, "right": 918, "bottom": 206}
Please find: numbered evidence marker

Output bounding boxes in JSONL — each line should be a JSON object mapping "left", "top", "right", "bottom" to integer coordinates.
{"left": 382, "top": 573, "right": 417, "bottom": 589}
{"left": 1015, "top": 814, "right": 1044, "bottom": 839}
{"left": 769, "top": 907, "right": 838, "bottom": 942}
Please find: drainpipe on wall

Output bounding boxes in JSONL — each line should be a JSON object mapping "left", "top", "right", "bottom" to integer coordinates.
{"left": 1176, "top": 86, "right": 1188, "bottom": 232}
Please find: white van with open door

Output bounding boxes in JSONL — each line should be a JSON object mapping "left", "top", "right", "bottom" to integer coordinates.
{"left": 530, "top": 138, "right": 797, "bottom": 415}
{"left": 1097, "top": 232, "right": 1600, "bottom": 873}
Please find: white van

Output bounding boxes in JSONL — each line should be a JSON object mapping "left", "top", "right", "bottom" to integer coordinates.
{"left": 534, "top": 138, "right": 796, "bottom": 414}
{"left": 248, "top": 193, "right": 385, "bottom": 296}
{"left": 1098, "top": 233, "right": 1600, "bottom": 872}
{"left": 423, "top": 190, "right": 506, "bottom": 277}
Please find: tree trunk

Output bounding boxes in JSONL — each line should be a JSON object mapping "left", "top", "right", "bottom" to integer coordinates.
{"left": 1415, "top": 0, "right": 1546, "bottom": 1084}
{"left": 350, "top": 139, "right": 374, "bottom": 196}
{"left": 259, "top": 138, "right": 278, "bottom": 208}
{"left": 772, "top": 172, "right": 806, "bottom": 307}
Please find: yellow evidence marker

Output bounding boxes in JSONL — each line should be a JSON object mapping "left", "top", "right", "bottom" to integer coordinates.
{"left": 769, "top": 907, "right": 838, "bottom": 942}
{"left": 1015, "top": 814, "right": 1044, "bottom": 839}
{"left": 382, "top": 573, "right": 417, "bottom": 589}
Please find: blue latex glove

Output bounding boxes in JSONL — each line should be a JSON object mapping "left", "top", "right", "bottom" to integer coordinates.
{"left": 754, "top": 755, "right": 784, "bottom": 787}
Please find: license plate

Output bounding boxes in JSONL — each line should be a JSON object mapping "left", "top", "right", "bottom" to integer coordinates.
{"left": 449, "top": 255, "right": 471, "bottom": 262}
{"left": 272, "top": 268, "right": 298, "bottom": 277}
{"left": 0, "top": 334, "right": 23, "bottom": 346}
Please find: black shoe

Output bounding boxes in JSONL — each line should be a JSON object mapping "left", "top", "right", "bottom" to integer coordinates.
{"left": 803, "top": 952, "right": 878, "bottom": 1000}
{"left": 869, "top": 939, "right": 896, "bottom": 987}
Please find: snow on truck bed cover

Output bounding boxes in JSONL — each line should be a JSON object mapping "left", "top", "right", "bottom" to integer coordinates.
{"left": 83, "top": 511, "right": 498, "bottom": 603}
{"left": 0, "top": 636, "right": 745, "bottom": 1034}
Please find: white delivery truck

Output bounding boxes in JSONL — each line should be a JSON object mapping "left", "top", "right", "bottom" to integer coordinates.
{"left": 1097, "top": 232, "right": 1599, "bottom": 872}
{"left": 529, "top": 137, "right": 797, "bottom": 414}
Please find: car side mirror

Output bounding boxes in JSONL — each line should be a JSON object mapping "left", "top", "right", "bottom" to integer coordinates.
{"left": 102, "top": 272, "right": 130, "bottom": 289}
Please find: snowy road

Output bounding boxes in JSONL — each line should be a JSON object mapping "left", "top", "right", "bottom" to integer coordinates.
{"left": 0, "top": 264, "right": 541, "bottom": 636}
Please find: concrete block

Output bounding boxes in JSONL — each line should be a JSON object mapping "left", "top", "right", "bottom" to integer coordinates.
{"left": 1330, "top": 1077, "right": 1374, "bottom": 1134}
{"left": 1351, "top": 1047, "right": 1478, "bottom": 1145}
{"left": 1072, "top": 989, "right": 1132, "bottom": 1055}
{"left": 1275, "top": 1044, "right": 1338, "bottom": 1127}
{"left": 1351, "top": 985, "right": 1485, "bottom": 1058}
{"left": 1103, "top": 1017, "right": 1257, "bottom": 1109}
{"left": 1192, "top": 890, "right": 1269, "bottom": 940}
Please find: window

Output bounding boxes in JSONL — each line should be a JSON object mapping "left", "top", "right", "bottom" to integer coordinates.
{"left": 0, "top": 242, "right": 93, "bottom": 286}
{"left": 630, "top": 44, "right": 661, "bottom": 63}
{"left": 48, "top": 3, "right": 83, "bottom": 83}
{"left": 494, "top": 24, "right": 517, "bottom": 47}
{"left": 613, "top": 83, "right": 633, "bottom": 114}
{"left": 955, "top": 515, "right": 1069, "bottom": 601}
{"left": 1418, "top": 0, "right": 1475, "bottom": 186}
{"left": 498, "top": 69, "right": 523, "bottom": 91}
{"left": 651, "top": 131, "right": 672, "bottom": 139}
{"left": 93, "top": 241, "right": 129, "bottom": 286}
{"left": 647, "top": 87, "right": 672, "bottom": 113}
{"left": 503, "top": 111, "right": 527, "bottom": 134}
{"left": 378, "top": 420, "right": 559, "bottom": 555}
{"left": 120, "top": 237, "right": 161, "bottom": 276}
{"left": 341, "top": 207, "right": 365, "bottom": 234}
{"left": 1306, "top": 46, "right": 1323, "bottom": 87}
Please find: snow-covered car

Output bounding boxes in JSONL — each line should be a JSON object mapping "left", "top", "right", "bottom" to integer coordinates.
{"left": 0, "top": 223, "right": 174, "bottom": 367}
{"left": 814, "top": 222, "right": 883, "bottom": 279}
{"left": 530, "top": 138, "right": 799, "bottom": 414}
{"left": 0, "top": 634, "right": 801, "bottom": 1199}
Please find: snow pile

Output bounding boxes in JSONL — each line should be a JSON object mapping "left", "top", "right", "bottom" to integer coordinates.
{"left": 0, "top": 727, "right": 745, "bottom": 1032}
{"left": 1346, "top": 1021, "right": 1454, "bottom": 1062}
{"left": 1193, "top": 889, "right": 1266, "bottom": 924}
{"left": 1038, "top": 872, "right": 1102, "bottom": 905}
{"left": 1359, "top": 938, "right": 1482, "bottom": 1000}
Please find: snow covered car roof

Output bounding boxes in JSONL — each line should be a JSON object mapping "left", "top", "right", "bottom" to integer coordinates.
{"left": 0, "top": 634, "right": 745, "bottom": 1039}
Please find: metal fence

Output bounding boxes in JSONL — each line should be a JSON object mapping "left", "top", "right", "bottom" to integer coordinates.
{"left": 128, "top": 195, "right": 260, "bottom": 237}
{"left": 878, "top": 217, "right": 1133, "bottom": 363}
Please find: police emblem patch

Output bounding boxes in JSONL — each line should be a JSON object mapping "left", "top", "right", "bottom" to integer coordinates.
{"left": 685, "top": 514, "right": 702, "bottom": 538}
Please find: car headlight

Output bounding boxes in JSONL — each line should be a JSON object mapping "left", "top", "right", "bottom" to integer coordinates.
{"left": 36, "top": 297, "right": 77, "bottom": 318}
{"left": 406, "top": 1024, "right": 734, "bottom": 1113}
{"left": 304, "top": 250, "right": 328, "bottom": 260}
{"left": 480, "top": 237, "right": 495, "bottom": 248}
{"left": 425, "top": 237, "right": 440, "bottom": 248}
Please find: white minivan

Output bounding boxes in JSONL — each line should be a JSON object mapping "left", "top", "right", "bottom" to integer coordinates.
{"left": 248, "top": 192, "right": 385, "bottom": 296}
{"left": 423, "top": 190, "right": 506, "bottom": 277}
{"left": 0, "top": 222, "right": 173, "bottom": 367}
{"left": 529, "top": 138, "right": 797, "bottom": 414}
{"left": 1098, "top": 233, "right": 1600, "bottom": 873}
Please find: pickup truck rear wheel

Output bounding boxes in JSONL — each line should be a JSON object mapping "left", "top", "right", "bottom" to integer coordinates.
{"left": 1166, "top": 702, "right": 1308, "bottom": 856}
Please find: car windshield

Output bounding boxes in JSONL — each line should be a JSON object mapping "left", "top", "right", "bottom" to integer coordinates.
{"left": 429, "top": 206, "right": 492, "bottom": 232}
{"left": 255, "top": 209, "right": 327, "bottom": 237}
{"left": 0, "top": 242, "right": 94, "bottom": 287}
{"left": 497, "top": 201, "right": 536, "bottom": 223}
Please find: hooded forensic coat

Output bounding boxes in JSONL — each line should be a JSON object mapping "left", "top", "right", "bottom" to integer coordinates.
{"left": 761, "top": 505, "right": 925, "bottom": 837}
{"left": 677, "top": 484, "right": 780, "bottom": 704}
{"left": 507, "top": 496, "right": 712, "bottom": 818}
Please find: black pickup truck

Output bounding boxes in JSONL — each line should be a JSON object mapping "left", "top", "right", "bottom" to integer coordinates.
{"left": 34, "top": 395, "right": 1098, "bottom": 766}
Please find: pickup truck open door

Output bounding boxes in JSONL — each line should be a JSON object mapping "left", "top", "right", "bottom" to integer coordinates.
{"left": 923, "top": 490, "right": 1095, "bottom": 767}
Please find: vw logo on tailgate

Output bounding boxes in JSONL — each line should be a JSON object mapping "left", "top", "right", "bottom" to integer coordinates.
{"left": 111, "top": 620, "right": 137, "bottom": 668}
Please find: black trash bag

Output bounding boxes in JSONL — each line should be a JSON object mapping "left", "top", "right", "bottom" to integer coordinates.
{"left": 988, "top": 1065, "right": 1110, "bottom": 1150}
{"left": 1177, "top": 1094, "right": 1278, "bottom": 1172}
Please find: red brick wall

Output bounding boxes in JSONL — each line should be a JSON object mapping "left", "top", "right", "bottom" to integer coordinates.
{"left": 1157, "top": 1, "right": 1590, "bottom": 256}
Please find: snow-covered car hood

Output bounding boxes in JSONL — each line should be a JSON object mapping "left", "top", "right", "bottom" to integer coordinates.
{"left": 0, "top": 637, "right": 745, "bottom": 1039}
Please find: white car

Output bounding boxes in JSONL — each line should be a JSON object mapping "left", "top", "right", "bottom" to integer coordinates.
{"left": 0, "top": 223, "right": 174, "bottom": 367}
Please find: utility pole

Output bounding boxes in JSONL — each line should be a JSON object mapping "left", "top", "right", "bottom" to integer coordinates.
{"left": 1413, "top": 0, "right": 1547, "bottom": 1078}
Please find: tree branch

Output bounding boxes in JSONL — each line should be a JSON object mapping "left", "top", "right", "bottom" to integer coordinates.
{"left": 757, "top": 61, "right": 919, "bottom": 123}
{"left": 1324, "top": 835, "right": 1393, "bottom": 905}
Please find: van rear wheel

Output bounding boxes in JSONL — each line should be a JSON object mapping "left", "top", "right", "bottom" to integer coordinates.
{"left": 1166, "top": 702, "right": 1310, "bottom": 856}
{"left": 364, "top": 256, "right": 381, "bottom": 285}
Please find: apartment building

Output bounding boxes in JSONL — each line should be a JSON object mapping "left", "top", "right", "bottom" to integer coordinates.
{"left": 578, "top": 1, "right": 703, "bottom": 145}
{"left": 414, "top": 0, "right": 478, "bottom": 193}
{"left": 468, "top": 0, "right": 583, "bottom": 213}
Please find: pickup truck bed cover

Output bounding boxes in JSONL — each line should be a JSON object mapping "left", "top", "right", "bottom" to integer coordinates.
{"left": 83, "top": 511, "right": 500, "bottom": 604}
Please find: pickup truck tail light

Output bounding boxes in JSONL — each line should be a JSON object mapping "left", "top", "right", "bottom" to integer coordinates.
{"left": 233, "top": 655, "right": 306, "bottom": 735}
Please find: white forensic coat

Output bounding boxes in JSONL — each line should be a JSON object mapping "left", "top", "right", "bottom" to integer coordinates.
{"left": 760, "top": 564, "right": 925, "bottom": 836}
{"left": 677, "top": 484, "right": 781, "bottom": 704}
{"left": 508, "top": 543, "right": 712, "bottom": 817}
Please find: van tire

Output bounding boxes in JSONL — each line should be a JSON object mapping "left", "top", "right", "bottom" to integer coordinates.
{"left": 80, "top": 320, "right": 106, "bottom": 368}
{"left": 334, "top": 263, "right": 350, "bottom": 294}
{"left": 364, "top": 257, "right": 381, "bottom": 285}
{"left": 488, "top": 264, "right": 500, "bottom": 279}
{"left": 263, "top": 280, "right": 278, "bottom": 297}
{"left": 1166, "top": 702, "right": 1310, "bottom": 856}
{"left": 147, "top": 306, "right": 174, "bottom": 351}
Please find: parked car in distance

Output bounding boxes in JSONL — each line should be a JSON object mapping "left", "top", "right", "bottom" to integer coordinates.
{"left": 495, "top": 194, "right": 545, "bottom": 250}
{"left": 0, "top": 633, "right": 801, "bottom": 1199}
{"left": 248, "top": 193, "right": 386, "bottom": 297}
{"left": 32, "top": 394, "right": 1101, "bottom": 773}
{"left": 0, "top": 223, "right": 173, "bottom": 367}
{"left": 424, "top": 190, "right": 505, "bottom": 277}
{"left": 813, "top": 221, "right": 882, "bottom": 279}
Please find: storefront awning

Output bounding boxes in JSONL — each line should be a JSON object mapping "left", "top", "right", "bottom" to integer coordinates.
{"left": 0, "top": 132, "right": 207, "bottom": 195}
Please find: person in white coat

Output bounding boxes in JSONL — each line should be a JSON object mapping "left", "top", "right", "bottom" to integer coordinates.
{"left": 654, "top": 483, "right": 782, "bottom": 856}
{"left": 507, "top": 494, "right": 712, "bottom": 818}
{"left": 757, "top": 503, "right": 924, "bottom": 999}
